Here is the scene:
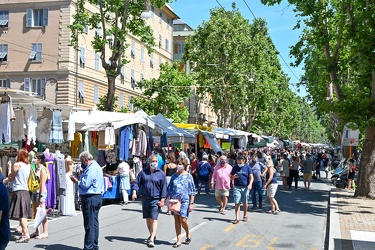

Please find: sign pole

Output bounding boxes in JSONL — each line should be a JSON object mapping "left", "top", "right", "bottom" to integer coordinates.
{"left": 349, "top": 146, "right": 352, "bottom": 159}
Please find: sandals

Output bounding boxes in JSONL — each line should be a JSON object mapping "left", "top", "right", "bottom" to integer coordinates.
{"left": 232, "top": 219, "right": 240, "bottom": 224}
{"left": 15, "top": 227, "right": 22, "bottom": 233}
{"left": 15, "top": 235, "right": 30, "bottom": 243}
{"left": 267, "top": 210, "right": 275, "bottom": 214}
{"left": 273, "top": 209, "right": 281, "bottom": 215}
{"left": 243, "top": 216, "right": 248, "bottom": 222}
{"left": 30, "top": 232, "right": 39, "bottom": 238}
{"left": 172, "top": 242, "right": 182, "bottom": 248}
{"left": 185, "top": 237, "right": 191, "bottom": 245}
{"left": 35, "top": 233, "right": 48, "bottom": 239}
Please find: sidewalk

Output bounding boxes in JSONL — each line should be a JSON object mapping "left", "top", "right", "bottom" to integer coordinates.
{"left": 329, "top": 188, "right": 375, "bottom": 250}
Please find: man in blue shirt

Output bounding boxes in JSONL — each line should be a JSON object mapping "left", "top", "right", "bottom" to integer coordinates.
{"left": 132, "top": 155, "right": 167, "bottom": 248}
{"left": 250, "top": 155, "right": 266, "bottom": 210}
{"left": 70, "top": 151, "right": 104, "bottom": 250}
{"left": 230, "top": 155, "right": 254, "bottom": 224}
{"left": 0, "top": 180, "right": 10, "bottom": 250}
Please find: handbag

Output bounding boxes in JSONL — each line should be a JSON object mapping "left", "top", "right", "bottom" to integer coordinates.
{"left": 28, "top": 167, "right": 40, "bottom": 192}
{"left": 168, "top": 199, "right": 181, "bottom": 212}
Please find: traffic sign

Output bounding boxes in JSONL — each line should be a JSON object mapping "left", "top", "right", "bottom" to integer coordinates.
{"left": 342, "top": 122, "right": 359, "bottom": 146}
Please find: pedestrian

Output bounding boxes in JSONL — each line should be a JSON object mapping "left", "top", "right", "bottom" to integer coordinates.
{"left": 153, "top": 146, "right": 165, "bottom": 170}
{"left": 70, "top": 151, "right": 104, "bottom": 250}
{"left": 347, "top": 159, "right": 356, "bottom": 191}
{"left": 29, "top": 152, "right": 49, "bottom": 239}
{"left": 112, "top": 160, "right": 131, "bottom": 205}
{"left": 189, "top": 153, "right": 199, "bottom": 187}
{"left": 132, "top": 155, "right": 167, "bottom": 248}
{"left": 262, "top": 162, "right": 281, "bottom": 215}
{"left": 288, "top": 155, "right": 300, "bottom": 190}
{"left": 210, "top": 155, "right": 232, "bottom": 215}
{"left": 230, "top": 155, "right": 254, "bottom": 224}
{"left": 167, "top": 158, "right": 196, "bottom": 248}
{"left": 278, "top": 154, "right": 290, "bottom": 190}
{"left": 164, "top": 152, "right": 177, "bottom": 215}
{"left": 302, "top": 153, "right": 314, "bottom": 190}
{"left": 6, "top": 148, "right": 31, "bottom": 243}
{"left": 196, "top": 154, "right": 212, "bottom": 195}
{"left": 0, "top": 176, "right": 10, "bottom": 249}
{"left": 314, "top": 154, "right": 321, "bottom": 180}
{"left": 250, "top": 154, "right": 266, "bottom": 210}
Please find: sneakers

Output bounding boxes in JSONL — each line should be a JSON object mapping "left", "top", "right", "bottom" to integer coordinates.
{"left": 147, "top": 240, "right": 155, "bottom": 248}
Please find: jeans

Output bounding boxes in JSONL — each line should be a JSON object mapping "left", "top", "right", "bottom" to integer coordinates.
{"left": 251, "top": 181, "right": 263, "bottom": 207}
{"left": 81, "top": 194, "right": 102, "bottom": 250}
{"left": 0, "top": 242, "right": 8, "bottom": 250}
{"left": 198, "top": 181, "right": 209, "bottom": 194}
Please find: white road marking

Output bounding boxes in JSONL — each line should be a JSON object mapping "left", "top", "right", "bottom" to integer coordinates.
{"left": 172, "top": 222, "right": 207, "bottom": 241}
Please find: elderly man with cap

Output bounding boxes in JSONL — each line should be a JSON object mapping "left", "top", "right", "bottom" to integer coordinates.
{"left": 211, "top": 155, "right": 232, "bottom": 214}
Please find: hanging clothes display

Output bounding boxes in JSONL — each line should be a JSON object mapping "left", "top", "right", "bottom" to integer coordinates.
{"left": 119, "top": 125, "right": 132, "bottom": 161}
{"left": 11, "top": 109, "right": 25, "bottom": 141}
{"left": 36, "top": 108, "right": 53, "bottom": 143}
{"left": 71, "top": 132, "right": 82, "bottom": 158}
{"left": 49, "top": 110, "right": 64, "bottom": 143}
{"left": 105, "top": 126, "right": 115, "bottom": 145}
{"left": 44, "top": 151, "right": 57, "bottom": 209}
{"left": 27, "top": 106, "right": 38, "bottom": 145}
{"left": 0, "top": 101, "right": 11, "bottom": 144}
{"left": 131, "top": 128, "right": 147, "bottom": 157}
{"left": 54, "top": 151, "right": 66, "bottom": 195}
{"left": 67, "top": 110, "right": 76, "bottom": 141}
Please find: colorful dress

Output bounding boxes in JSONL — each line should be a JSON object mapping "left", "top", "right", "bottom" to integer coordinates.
{"left": 167, "top": 173, "right": 196, "bottom": 218}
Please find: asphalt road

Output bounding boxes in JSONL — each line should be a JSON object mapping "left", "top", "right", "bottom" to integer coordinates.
{"left": 6, "top": 176, "right": 331, "bottom": 250}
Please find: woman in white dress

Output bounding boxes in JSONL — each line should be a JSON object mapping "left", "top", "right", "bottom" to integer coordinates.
{"left": 113, "top": 161, "right": 130, "bottom": 205}
{"left": 59, "top": 154, "right": 77, "bottom": 216}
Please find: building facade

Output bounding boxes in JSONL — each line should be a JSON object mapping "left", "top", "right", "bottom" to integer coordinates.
{"left": 173, "top": 19, "right": 218, "bottom": 126}
{"left": 0, "top": 0, "right": 178, "bottom": 110}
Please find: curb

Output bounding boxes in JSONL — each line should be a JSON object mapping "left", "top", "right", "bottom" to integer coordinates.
{"left": 329, "top": 188, "right": 342, "bottom": 250}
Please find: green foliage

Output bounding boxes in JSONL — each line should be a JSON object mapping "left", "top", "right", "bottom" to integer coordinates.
{"left": 131, "top": 62, "right": 194, "bottom": 123}
{"left": 69, "top": 0, "right": 170, "bottom": 111}
{"left": 96, "top": 95, "right": 128, "bottom": 113}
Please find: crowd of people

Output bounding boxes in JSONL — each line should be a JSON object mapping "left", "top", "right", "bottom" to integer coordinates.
{"left": 0, "top": 146, "right": 340, "bottom": 249}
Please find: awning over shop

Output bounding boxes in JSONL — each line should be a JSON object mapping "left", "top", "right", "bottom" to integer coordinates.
{"left": 173, "top": 123, "right": 222, "bottom": 153}
{"left": 153, "top": 114, "right": 195, "bottom": 144}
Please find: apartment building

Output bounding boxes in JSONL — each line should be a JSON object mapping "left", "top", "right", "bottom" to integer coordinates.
{"left": 173, "top": 19, "right": 218, "bottom": 126}
{"left": 0, "top": 0, "right": 178, "bottom": 110}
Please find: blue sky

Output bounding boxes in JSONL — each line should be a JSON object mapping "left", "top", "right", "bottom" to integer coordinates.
{"left": 169, "top": 0, "right": 307, "bottom": 96}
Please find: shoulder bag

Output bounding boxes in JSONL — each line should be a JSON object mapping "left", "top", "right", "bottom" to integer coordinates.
{"left": 168, "top": 175, "right": 191, "bottom": 213}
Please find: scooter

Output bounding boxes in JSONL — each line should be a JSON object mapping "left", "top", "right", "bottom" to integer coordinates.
{"left": 335, "top": 167, "right": 349, "bottom": 189}
{"left": 331, "top": 159, "right": 347, "bottom": 185}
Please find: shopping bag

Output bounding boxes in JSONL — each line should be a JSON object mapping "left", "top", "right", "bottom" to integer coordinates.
{"left": 33, "top": 207, "right": 52, "bottom": 228}
{"left": 168, "top": 199, "right": 181, "bottom": 213}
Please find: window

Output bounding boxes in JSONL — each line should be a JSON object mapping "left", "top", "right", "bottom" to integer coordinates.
{"left": 166, "top": 18, "right": 170, "bottom": 30}
{"left": 151, "top": 6, "right": 154, "bottom": 18}
{"left": 120, "top": 66, "right": 125, "bottom": 84}
{"left": 140, "top": 47, "right": 144, "bottom": 62}
{"left": 159, "top": 11, "right": 162, "bottom": 24}
{"left": 131, "top": 69, "right": 136, "bottom": 89}
{"left": 24, "top": 78, "right": 45, "bottom": 96}
{"left": 158, "top": 35, "right": 162, "bottom": 48}
{"left": 174, "top": 43, "right": 184, "bottom": 54}
{"left": 165, "top": 39, "right": 169, "bottom": 52}
{"left": 150, "top": 53, "right": 154, "bottom": 68}
{"left": 0, "top": 44, "right": 8, "bottom": 62}
{"left": 0, "top": 79, "right": 10, "bottom": 88}
{"left": 95, "top": 28, "right": 101, "bottom": 37}
{"left": 29, "top": 43, "right": 42, "bottom": 62}
{"left": 78, "top": 81, "right": 86, "bottom": 103}
{"left": 0, "top": 11, "right": 9, "bottom": 28}
{"left": 140, "top": 73, "right": 144, "bottom": 83}
{"left": 93, "top": 85, "right": 99, "bottom": 103}
{"left": 107, "top": 35, "right": 114, "bottom": 48}
{"left": 131, "top": 41, "right": 135, "bottom": 58}
{"left": 95, "top": 53, "right": 99, "bottom": 70}
{"left": 128, "top": 96, "right": 134, "bottom": 111}
{"left": 84, "top": 23, "right": 89, "bottom": 34}
{"left": 119, "top": 93, "right": 123, "bottom": 108}
{"left": 158, "top": 58, "right": 162, "bottom": 70}
{"left": 80, "top": 47, "right": 85, "bottom": 68}
{"left": 26, "top": 8, "right": 48, "bottom": 27}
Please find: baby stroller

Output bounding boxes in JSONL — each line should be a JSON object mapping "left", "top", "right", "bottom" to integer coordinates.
{"left": 335, "top": 167, "right": 349, "bottom": 189}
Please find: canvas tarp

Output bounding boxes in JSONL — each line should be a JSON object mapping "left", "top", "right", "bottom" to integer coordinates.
{"left": 153, "top": 114, "right": 195, "bottom": 143}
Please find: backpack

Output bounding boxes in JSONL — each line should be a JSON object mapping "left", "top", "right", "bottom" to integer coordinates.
{"left": 28, "top": 167, "right": 40, "bottom": 192}
{"left": 197, "top": 162, "right": 211, "bottom": 177}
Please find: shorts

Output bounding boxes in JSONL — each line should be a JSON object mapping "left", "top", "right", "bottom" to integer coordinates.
{"left": 31, "top": 191, "right": 48, "bottom": 202}
{"left": 267, "top": 183, "right": 278, "bottom": 198}
{"left": 215, "top": 189, "right": 230, "bottom": 197}
{"left": 348, "top": 172, "right": 355, "bottom": 180}
{"left": 303, "top": 173, "right": 312, "bottom": 181}
{"left": 233, "top": 186, "right": 248, "bottom": 205}
{"left": 142, "top": 198, "right": 160, "bottom": 220}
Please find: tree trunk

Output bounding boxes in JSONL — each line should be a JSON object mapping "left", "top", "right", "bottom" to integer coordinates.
{"left": 355, "top": 126, "right": 375, "bottom": 199}
{"left": 105, "top": 76, "right": 116, "bottom": 111}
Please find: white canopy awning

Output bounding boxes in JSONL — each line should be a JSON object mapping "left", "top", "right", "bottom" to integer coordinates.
{"left": 153, "top": 114, "right": 195, "bottom": 143}
{"left": 201, "top": 131, "right": 222, "bottom": 153}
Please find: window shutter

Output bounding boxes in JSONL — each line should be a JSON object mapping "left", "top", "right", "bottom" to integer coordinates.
{"left": 43, "top": 8, "right": 49, "bottom": 26}
{"left": 6, "top": 79, "right": 11, "bottom": 88}
{"left": 24, "top": 78, "right": 30, "bottom": 92}
{"left": 174, "top": 44, "right": 178, "bottom": 54}
{"left": 36, "top": 44, "right": 42, "bottom": 61}
{"left": 94, "top": 85, "right": 98, "bottom": 102}
{"left": 80, "top": 47, "right": 86, "bottom": 63}
{"left": 95, "top": 53, "right": 99, "bottom": 70}
{"left": 150, "top": 53, "right": 154, "bottom": 67}
{"left": 119, "top": 93, "right": 123, "bottom": 108}
{"left": 121, "top": 66, "right": 125, "bottom": 78}
{"left": 26, "top": 9, "right": 33, "bottom": 27}
{"left": 41, "top": 78, "right": 46, "bottom": 97}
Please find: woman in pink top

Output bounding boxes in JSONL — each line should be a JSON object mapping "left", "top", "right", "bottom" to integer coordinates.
{"left": 210, "top": 156, "right": 232, "bottom": 215}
